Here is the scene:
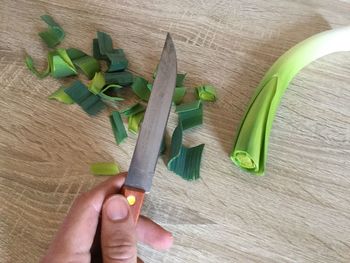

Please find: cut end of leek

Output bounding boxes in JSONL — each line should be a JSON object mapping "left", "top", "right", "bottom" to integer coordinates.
{"left": 232, "top": 152, "right": 256, "bottom": 170}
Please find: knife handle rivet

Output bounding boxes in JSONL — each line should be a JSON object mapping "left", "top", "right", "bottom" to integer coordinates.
{"left": 127, "top": 195, "right": 136, "bottom": 206}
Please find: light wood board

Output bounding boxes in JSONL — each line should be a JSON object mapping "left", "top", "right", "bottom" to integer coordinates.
{"left": 1, "top": 0, "right": 350, "bottom": 262}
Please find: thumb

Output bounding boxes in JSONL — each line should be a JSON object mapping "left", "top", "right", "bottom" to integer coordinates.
{"left": 101, "top": 195, "right": 137, "bottom": 263}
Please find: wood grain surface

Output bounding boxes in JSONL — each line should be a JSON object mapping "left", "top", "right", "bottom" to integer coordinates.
{"left": 1, "top": 0, "right": 350, "bottom": 262}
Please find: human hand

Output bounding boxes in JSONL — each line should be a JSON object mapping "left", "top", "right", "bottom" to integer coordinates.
{"left": 41, "top": 173, "right": 173, "bottom": 263}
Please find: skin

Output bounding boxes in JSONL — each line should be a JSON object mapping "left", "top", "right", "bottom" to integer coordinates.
{"left": 41, "top": 173, "right": 173, "bottom": 263}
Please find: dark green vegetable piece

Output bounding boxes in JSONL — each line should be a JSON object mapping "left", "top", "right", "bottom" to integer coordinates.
{"left": 105, "top": 71, "right": 133, "bottom": 86}
{"left": 95, "top": 32, "right": 128, "bottom": 72}
{"left": 121, "top": 103, "right": 146, "bottom": 117}
{"left": 25, "top": 55, "right": 50, "bottom": 79}
{"left": 66, "top": 48, "right": 100, "bottom": 79}
{"left": 196, "top": 85, "right": 217, "bottom": 101}
{"left": 128, "top": 111, "right": 145, "bottom": 134}
{"left": 110, "top": 111, "right": 127, "bottom": 144}
{"left": 64, "top": 80, "right": 105, "bottom": 115}
{"left": 131, "top": 76, "right": 150, "bottom": 101}
{"left": 176, "top": 73, "right": 186, "bottom": 87}
{"left": 97, "top": 31, "right": 113, "bottom": 55}
{"left": 173, "top": 87, "right": 186, "bottom": 105}
{"left": 167, "top": 123, "right": 204, "bottom": 180}
{"left": 176, "top": 100, "right": 203, "bottom": 130}
{"left": 99, "top": 84, "right": 124, "bottom": 101}
{"left": 38, "top": 15, "right": 65, "bottom": 48}
{"left": 106, "top": 50, "right": 128, "bottom": 72}
{"left": 93, "top": 38, "right": 108, "bottom": 60}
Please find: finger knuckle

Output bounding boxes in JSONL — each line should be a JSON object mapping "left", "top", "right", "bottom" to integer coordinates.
{"left": 104, "top": 241, "right": 137, "bottom": 262}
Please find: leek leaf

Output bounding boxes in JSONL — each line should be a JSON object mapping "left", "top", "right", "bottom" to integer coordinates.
{"left": 173, "top": 87, "right": 187, "bottom": 105}
{"left": 176, "top": 73, "right": 186, "bottom": 87}
{"left": 105, "top": 71, "right": 133, "bottom": 86}
{"left": 38, "top": 15, "right": 65, "bottom": 48}
{"left": 90, "top": 162, "right": 120, "bottom": 176}
{"left": 110, "top": 111, "right": 127, "bottom": 144}
{"left": 25, "top": 55, "right": 50, "bottom": 79}
{"left": 99, "top": 84, "right": 124, "bottom": 101}
{"left": 196, "top": 85, "right": 217, "bottom": 102}
{"left": 167, "top": 123, "right": 204, "bottom": 180}
{"left": 176, "top": 100, "right": 203, "bottom": 130}
{"left": 49, "top": 48, "right": 77, "bottom": 78}
{"left": 121, "top": 103, "right": 145, "bottom": 117}
{"left": 97, "top": 31, "right": 113, "bottom": 55}
{"left": 106, "top": 50, "right": 128, "bottom": 72}
{"left": 231, "top": 26, "right": 350, "bottom": 175}
{"left": 64, "top": 80, "right": 105, "bottom": 115}
{"left": 88, "top": 72, "right": 105, "bottom": 94}
{"left": 93, "top": 38, "right": 107, "bottom": 60}
{"left": 128, "top": 111, "right": 145, "bottom": 134}
{"left": 66, "top": 48, "right": 100, "bottom": 79}
{"left": 131, "top": 76, "right": 150, "bottom": 101}
{"left": 48, "top": 86, "right": 74, "bottom": 104}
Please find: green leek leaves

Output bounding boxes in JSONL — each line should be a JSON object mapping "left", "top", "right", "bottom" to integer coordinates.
{"left": 39, "top": 15, "right": 65, "bottom": 48}
{"left": 90, "top": 162, "right": 120, "bottom": 176}
{"left": 110, "top": 111, "right": 128, "bottom": 144}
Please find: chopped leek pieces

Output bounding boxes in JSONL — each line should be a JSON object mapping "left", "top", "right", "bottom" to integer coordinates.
{"left": 90, "top": 162, "right": 120, "bottom": 176}
{"left": 105, "top": 71, "right": 133, "bottom": 86}
{"left": 110, "top": 111, "right": 128, "bottom": 144}
{"left": 26, "top": 14, "right": 218, "bottom": 181}
{"left": 196, "top": 85, "right": 217, "bottom": 102}
{"left": 25, "top": 55, "right": 50, "bottom": 79}
{"left": 49, "top": 49, "right": 77, "bottom": 78}
{"left": 64, "top": 80, "right": 105, "bottom": 115}
{"left": 39, "top": 15, "right": 65, "bottom": 48}
{"left": 176, "top": 73, "right": 186, "bottom": 87}
{"left": 173, "top": 87, "right": 186, "bottom": 105}
{"left": 48, "top": 86, "right": 74, "bottom": 104}
{"left": 121, "top": 103, "right": 146, "bottom": 117}
{"left": 26, "top": 48, "right": 77, "bottom": 79}
{"left": 176, "top": 100, "right": 203, "bottom": 130}
{"left": 168, "top": 123, "right": 205, "bottom": 180}
{"left": 94, "top": 31, "right": 129, "bottom": 72}
{"left": 231, "top": 26, "right": 350, "bottom": 175}
{"left": 99, "top": 84, "right": 124, "bottom": 101}
{"left": 66, "top": 48, "right": 100, "bottom": 79}
{"left": 128, "top": 111, "right": 145, "bottom": 134}
{"left": 88, "top": 72, "right": 106, "bottom": 94}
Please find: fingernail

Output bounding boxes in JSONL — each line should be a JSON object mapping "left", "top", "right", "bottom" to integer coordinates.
{"left": 106, "top": 195, "right": 129, "bottom": 221}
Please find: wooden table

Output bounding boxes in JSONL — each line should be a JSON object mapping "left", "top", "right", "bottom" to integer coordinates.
{"left": 1, "top": 0, "right": 350, "bottom": 262}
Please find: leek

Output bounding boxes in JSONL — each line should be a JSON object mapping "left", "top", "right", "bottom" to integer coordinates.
{"left": 231, "top": 26, "right": 350, "bottom": 175}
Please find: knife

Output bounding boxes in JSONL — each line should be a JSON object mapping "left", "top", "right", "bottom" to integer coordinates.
{"left": 121, "top": 33, "right": 177, "bottom": 223}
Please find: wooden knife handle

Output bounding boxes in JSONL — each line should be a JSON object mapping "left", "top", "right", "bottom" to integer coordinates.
{"left": 121, "top": 186, "right": 145, "bottom": 223}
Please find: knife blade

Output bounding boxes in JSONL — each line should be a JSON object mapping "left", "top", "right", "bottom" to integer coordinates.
{"left": 121, "top": 33, "right": 177, "bottom": 222}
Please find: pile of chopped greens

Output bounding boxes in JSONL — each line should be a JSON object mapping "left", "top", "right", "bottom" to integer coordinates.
{"left": 26, "top": 15, "right": 217, "bottom": 180}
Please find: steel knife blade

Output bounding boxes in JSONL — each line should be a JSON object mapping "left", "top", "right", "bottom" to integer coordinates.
{"left": 121, "top": 33, "right": 177, "bottom": 222}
